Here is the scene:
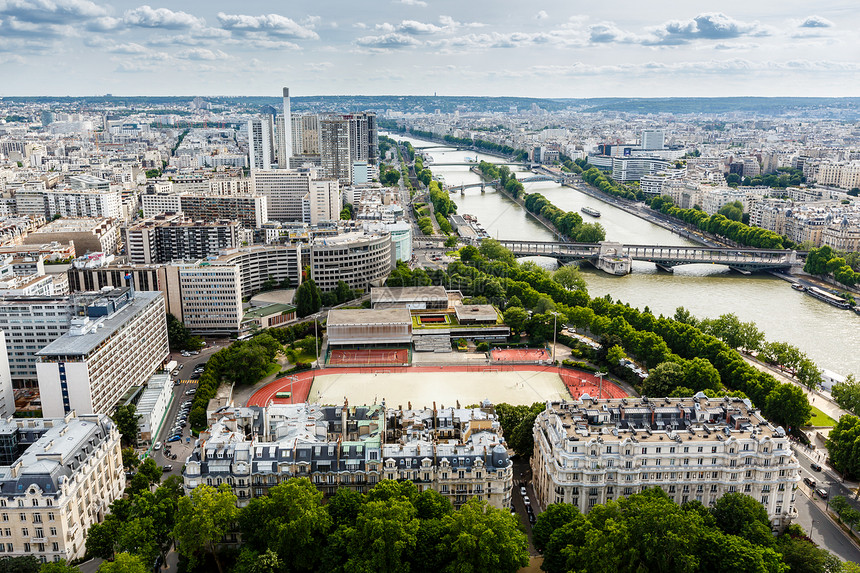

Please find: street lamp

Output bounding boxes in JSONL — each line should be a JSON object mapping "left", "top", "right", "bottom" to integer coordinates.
{"left": 551, "top": 312, "right": 558, "bottom": 364}
{"left": 595, "top": 371, "right": 607, "bottom": 398}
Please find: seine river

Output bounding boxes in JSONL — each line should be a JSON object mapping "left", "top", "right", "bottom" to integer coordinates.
{"left": 391, "top": 133, "right": 860, "bottom": 379}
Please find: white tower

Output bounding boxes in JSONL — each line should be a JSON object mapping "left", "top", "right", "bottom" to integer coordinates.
{"left": 282, "top": 87, "right": 293, "bottom": 167}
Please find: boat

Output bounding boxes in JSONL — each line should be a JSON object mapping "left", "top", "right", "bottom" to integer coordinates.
{"left": 804, "top": 286, "right": 851, "bottom": 309}
{"left": 791, "top": 283, "right": 805, "bottom": 292}
{"left": 581, "top": 206, "right": 601, "bottom": 218}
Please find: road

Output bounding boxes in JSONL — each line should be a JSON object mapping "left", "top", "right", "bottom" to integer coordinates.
{"left": 794, "top": 445, "right": 860, "bottom": 563}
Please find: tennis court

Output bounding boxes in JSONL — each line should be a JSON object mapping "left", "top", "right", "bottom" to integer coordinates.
{"left": 328, "top": 347, "right": 410, "bottom": 366}
{"left": 490, "top": 347, "right": 551, "bottom": 362}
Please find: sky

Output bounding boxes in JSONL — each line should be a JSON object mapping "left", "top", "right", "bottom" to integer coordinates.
{"left": 1, "top": 0, "right": 859, "bottom": 98}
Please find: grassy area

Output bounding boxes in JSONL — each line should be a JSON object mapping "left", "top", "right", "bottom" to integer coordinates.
{"left": 262, "top": 362, "right": 281, "bottom": 379}
{"left": 808, "top": 405, "right": 837, "bottom": 427}
{"left": 288, "top": 350, "right": 317, "bottom": 364}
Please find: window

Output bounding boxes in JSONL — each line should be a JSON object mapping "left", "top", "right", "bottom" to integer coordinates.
{"left": 23, "top": 543, "right": 30, "bottom": 553}
{"left": 47, "top": 513, "right": 54, "bottom": 522}
{"left": 49, "top": 528, "right": 56, "bottom": 537}
{"left": 32, "top": 514, "right": 41, "bottom": 523}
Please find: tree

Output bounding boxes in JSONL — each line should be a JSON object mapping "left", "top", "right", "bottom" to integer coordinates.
{"left": 111, "top": 405, "right": 139, "bottom": 447}
{"left": 439, "top": 498, "right": 529, "bottom": 572}
{"left": 502, "top": 307, "right": 528, "bottom": 337}
{"left": 683, "top": 357, "right": 722, "bottom": 393}
{"left": 796, "top": 358, "right": 823, "bottom": 392}
{"left": 165, "top": 313, "right": 202, "bottom": 352}
{"left": 479, "top": 239, "right": 514, "bottom": 264}
{"left": 718, "top": 201, "right": 744, "bottom": 222}
{"left": 85, "top": 519, "right": 119, "bottom": 560}
{"left": 606, "top": 345, "right": 627, "bottom": 366}
{"left": 345, "top": 498, "right": 419, "bottom": 572}
{"left": 121, "top": 447, "right": 140, "bottom": 471}
{"left": 710, "top": 493, "right": 774, "bottom": 548}
{"left": 553, "top": 265, "right": 587, "bottom": 292}
{"left": 642, "top": 361, "right": 685, "bottom": 397}
{"left": 137, "top": 457, "right": 162, "bottom": 486}
{"left": 765, "top": 384, "right": 811, "bottom": 431}
{"left": 238, "top": 478, "right": 331, "bottom": 572}
{"left": 827, "top": 415, "right": 860, "bottom": 479}
{"left": 444, "top": 235, "right": 458, "bottom": 248}
{"left": 233, "top": 549, "right": 282, "bottom": 573}
{"left": 0, "top": 556, "right": 41, "bottom": 573}
{"left": 334, "top": 280, "right": 354, "bottom": 304}
{"left": 295, "top": 279, "right": 322, "bottom": 317}
{"left": 97, "top": 553, "right": 147, "bottom": 573}
{"left": 532, "top": 503, "right": 581, "bottom": 551}
{"left": 173, "top": 484, "right": 239, "bottom": 573}
{"left": 832, "top": 375, "right": 860, "bottom": 415}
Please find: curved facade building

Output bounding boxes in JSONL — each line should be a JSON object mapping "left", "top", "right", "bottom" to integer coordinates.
{"left": 310, "top": 231, "right": 394, "bottom": 291}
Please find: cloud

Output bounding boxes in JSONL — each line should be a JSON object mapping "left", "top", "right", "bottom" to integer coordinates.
{"left": 397, "top": 19, "right": 442, "bottom": 34}
{"left": 535, "top": 10, "right": 548, "bottom": 21}
{"left": 175, "top": 47, "right": 229, "bottom": 61}
{"left": 216, "top": 12, "right": 319, "bottom": 39}
{"left": 398, "top": 0, "right": 427, "bottom": 6}
{"left": 647, "top": 13, "right": 772, "bottom": 45}
{"left": 589, "top": 22, "right": 638, "bottom": 44}
{"left": 355, "top": 32, "right": 420, "bottom": 50}
{"left": 124, "top": 5, "right": 204, "bottom": 29}
{"left": 0, "top": 0, "right": 108, "bottom": 24}
{"left": 798, "top": 15, "right": 834, "bottom": 29}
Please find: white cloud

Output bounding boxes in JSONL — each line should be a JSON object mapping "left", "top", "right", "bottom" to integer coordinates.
{"left": 398, "top": 0, "right": 427, "bottom": 6}
{"left": 216, "top": 12, "right": 319, "bottom": 39}
{"left": 124, "top": 5, "right": 204, "bottom": 29}
{"left": 175, "top": 47, "right": 229, "bottom": 61}
{"left": 535, "top": 11, "right": 548, "bottom": 21}
{"left": 798, "top": 15, "right": 834, "bottom": 29}
{"left": 355, "top": 32, "right": 420, "bottom": 50}
{"left": 0, "top": 0, "right": 108, "bottom": 24}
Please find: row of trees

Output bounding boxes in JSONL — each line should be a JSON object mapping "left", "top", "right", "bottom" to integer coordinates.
{"left": 476, "top": 161, "right": 524, "bottom": 197}
{"left": 535, "top": 489, "right": 849, "bottom": 573}
{"left": 427, "top": 180, "right": 457, "bottom": 218}
{"left": 440, "top": 134, "right": 529, "bottom": 161}
{"left": 826, "top": 415, "right": 860, "bottom": 480}
{"left": 167, "top": 478, "right": 529, "bottom": 573}
{"left": 166, "top": 313, "right": 203, "bottom": 352}
{"left": 648, "top": 195, "right": 790, "bottom": 249}
{"left": 804, "top": 245, "right": 860, "bottom": 288}
{"left": 523, "top": 192, "right": 606, "bottom": 243}
{"left": 581, "top": 166, "right": 638, "bottom": 201}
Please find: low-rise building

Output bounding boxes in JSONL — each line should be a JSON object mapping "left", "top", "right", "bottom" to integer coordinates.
{"left": 183, "top": 402, "right": 512, "bottom": 510}
{"left": 531, "top": 395, "right": 799, "bottom": 529}
{"left": 23, "top": 218, "right": 119, "bottom": 255}
{"left": 326, "top": 308, "right": 413, "bottom": 347}
{"left": 136, "top": 373, "right": 173, "bottom": 444}
{"left": 0, "top": 412, "right": 125, "bottom": 563}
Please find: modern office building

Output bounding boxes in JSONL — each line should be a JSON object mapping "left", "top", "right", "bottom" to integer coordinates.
{"left": 326, "top": 308, "right": 413, "bottom": 347}
{"left": 36, "top": 289, "right": 169, "bottom": 417}
{"left": 309, "top": 231, "right": 394, "bottom": 291}
{"left": 166, "top": 262, "right": 243, "bottom": 335}
{"left": 248, "top": 116, "right": 275, "bottom": 171}
{"left": 319, "top": 118, "right": 353, "bottom": 184}
{"left": 0, "top": 412, "right": 125, "bottom": 563}
{"left": 125, "top": 214, "right": 239, "bottom": 265}
{"left": 251, "top": 168, "right": 338, "bottom": 223}
{"left": 0, "top": 332, "right": 14, "bottom": 417}
{"left": 531, "top": 395, "right": 800, "bottom": 529}
{"left": 302, "top": 179, "right": 341, "bottom": 224}
{"left": 18, "top": 188, "right": 122, "bottom": 220}
{"left": 183, "top": 403, "right": 512, "bottom": 510}
{"left": 641, "top": 129, "right": 666, "bottom": 151}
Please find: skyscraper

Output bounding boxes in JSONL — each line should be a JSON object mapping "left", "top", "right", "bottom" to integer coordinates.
{"left": 641, "top": 129, "right": 665, "bottom": 151}
{"left": 281, "top": 87, "right": 293, "bottom": 163}
{"left": 343, "top": 112, "right": 378, "bottom": 164}
{"left": 319, "top": 117, "right": 353, "bottom": 184}
{"left": 249, "top": 115, "right": 275, "bottom": 171}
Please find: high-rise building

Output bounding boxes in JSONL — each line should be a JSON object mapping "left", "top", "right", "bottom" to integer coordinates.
{"left": 302, "top": 179, "right": 341, "bottom": 224}
{"left": 343, "top": 112, "right": 378, "bottom": 164}
{"left": 141, "top": 193, "right": 268, "bottom": 228}
{"left": 281, "top": 87, "right": 293, "bottom": 164}
{"left": 36, "top": 288, "right": 168, "bottom": 417}
{"left": 319, "top": 118, "right": 353, "bottom": 184}
{"left": 248, "top": 116, "right": 275, "bottom": 171}
{"left": 0, "top": 331, "right": 14, "bottom": 416}
{"left": 0, "top": 413, "right": 125, "bottom": 563}
{"left": 641, "top": 129, "right": 665, "bottom": 151}
{"left": 252, "top": 168, "right": 338, "bottom": 222}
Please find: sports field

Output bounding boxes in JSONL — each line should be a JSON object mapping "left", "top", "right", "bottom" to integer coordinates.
{"left": 328, "top": 348, "right": 409, "bottom": 366}
{"left": 490, "top": 347, "right": 551, "bottom": 362}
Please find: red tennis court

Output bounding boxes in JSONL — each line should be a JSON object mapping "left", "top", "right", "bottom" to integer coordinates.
{"left": 328, "top": 348, "right": 410, "bottom": 366}
{"left": 490, "top": 347, "right": 551, "bottom": 362}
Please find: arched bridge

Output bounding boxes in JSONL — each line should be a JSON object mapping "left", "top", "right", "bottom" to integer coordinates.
{"left": 447, "top": 174, "right": 560, "bottom": 193}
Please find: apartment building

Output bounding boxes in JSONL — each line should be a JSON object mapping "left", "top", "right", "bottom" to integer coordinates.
{"left": 531, "top": 395, "right": 800, "bottom": 529}
{"left": 251, "top": 168, "right": 337, "bottom": 223}
{"left": 141, "top": 193, "right": 268, "bottom": 228}
{"left": 0, "top": 297, "right": 75, "bottom": 387}
{"left": 36, "top": 289, "right": 168, "bottom": 417}
{"left": 183, "top": 403, "right": 512, "bottom": 510}
{"left": 309, "top": 231, "right": 394, "bottom": 291}
{"left": 0, "top": 332, "right": 14, "bottom": 417}
{"left": 125, "top": 214, "right": 239, "bottom": 265}
{"left": 0, "top": 412, "right": 125, "bottom": 563}
{"left": 23, "top": 218, "right": 119, "bottom": 255}
{"left": 165, "top": 263, "right": 243, "bottom": 335}
{"left": 319, "top": 118, "right": 353, "bottom": 185}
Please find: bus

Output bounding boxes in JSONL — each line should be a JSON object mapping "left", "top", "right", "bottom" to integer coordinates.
{"left": 275, "top": 392, "right": 292, "bottom": 399}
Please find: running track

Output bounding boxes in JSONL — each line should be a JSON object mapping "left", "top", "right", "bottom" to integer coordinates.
{"left": 247, "top": 365, "right": 628, "bottom": 407}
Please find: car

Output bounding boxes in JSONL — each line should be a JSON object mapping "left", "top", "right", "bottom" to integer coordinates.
{"left": 177, "top": 363, "right": 184, "bottom": 370}
{"left": 816, "top": 488, "right": 829, "bottom": 499}
{"left": 168, "top": 435, "right": 182, "bottom": 442}
{"left": 526, "top": 505, "right": 534, "bottom": 515}
{"left": 185, "top": 389, "right": 196, "bottom": 395}
{"left": 180, "top": 352, "right": 190, "bottom": 357}
{"left": 803, "top": 477, "right": 816, "bottom": 488}
{"left": 190, "top": 351, "right": 199, "bottom": 355}
{"left": 190, "top": 373, "right": 200, "bottom": 380}
{"left": 520, "top": 486, "right": 527, "bottom": 496}
{"left": 811, "top": 463, "right": 822, "bottom": 472}
{"left": 523, "top": 496, "right": 530, "bottom": 506}
{"left": 153, "top": 442, "right": 162, "bottom": 451}
{"left": 528, "top": 513, "right": 536, "bottom": 524}
{"left": 161, "top": 465, "right": 173, "bottom": 472}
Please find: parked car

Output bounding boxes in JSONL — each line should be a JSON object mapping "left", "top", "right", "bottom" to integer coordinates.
{"left": 520, "top": 486, "right": 527, "bottom": 496}
{"left": 161, "top": 465, "right": 173, "bottom": 472}
{"left": 523, "top": 496, "right": 531, "bottom": 506}
{"left": 185, "top": 389, "right": 196, "bottom": 395}
{"left": 816, "top": 488, "right": 829, "bottom": 499}
{"left": 811, "top": 463, "right": 822, "bottom": 472}
{"left": 168, "top": 435, "right": 182, "bottom": 442}
{"left": 528, "top": 513, "right": 536, "bottom": 524}
{"left": 803, "top": 477, "right": 816, "bottom": 488}
{"left": 153, "top": 442, "right": 162, "bottom": 451}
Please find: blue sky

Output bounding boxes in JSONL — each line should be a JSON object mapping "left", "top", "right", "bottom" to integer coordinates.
{"left": 1, "top": 0, "right": 858, "bottom": 97}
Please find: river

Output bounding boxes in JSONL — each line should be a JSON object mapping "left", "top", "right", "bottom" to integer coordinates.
{"left": 391, "top": 133, "right": 860, "bottom": 379}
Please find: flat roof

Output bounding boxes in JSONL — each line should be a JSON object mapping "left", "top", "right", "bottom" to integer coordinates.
{"left": 244, "top": 303, "right": 296, "bottom": 319}
{"left": 454, "top": 304, "right": 500, "bottom": 322}
{"left": 36, "top": 291, "right": 162, "bottom": 357}
{"left": 371, "top": 286, "right": 447, "bottom": 304}
{"left": 327, "top": 308, "right": 412, "bottom": 326}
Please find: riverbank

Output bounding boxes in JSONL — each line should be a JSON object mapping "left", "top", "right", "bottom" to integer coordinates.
{"left": 383, "top": 130, "right": 519, "bottom": 162}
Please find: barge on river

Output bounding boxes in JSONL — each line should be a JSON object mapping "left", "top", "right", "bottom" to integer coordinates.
{"left": 804, "top": 286, "right": 851, "bottom": 309}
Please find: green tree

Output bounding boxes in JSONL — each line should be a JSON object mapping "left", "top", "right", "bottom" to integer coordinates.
{"left": 173, "top": 484, "right": 239, "bottom": 573}
{"left": 796, "top": 358, "right": 823, "bottom": 391}
{"left": 85, "top": 519, "right": 119, "bottom": 559}
{"left": 532, "top": 503, "right": 581, "bottom": 551}
{"left": 718, "top": 201, "right": 744, "bottom": 222}
{"left": 334, "top": 280, "right": 354, "bottom": 304}
{"left": 238, "top": 478, "right": 331, "bottom": 572}
{"left": 111, "top": 405, "right": 139, "bottom": 447}
{"left": 439, "top": 498, "right": 529, "bottom": 572}
{"left": 765, "top": 384, "right": 812, "bottom": 431}
{"left": 479, "top": 239, "right": 515, "bottom": 264}
{"left": 606, "top": 345, "right": 627, "bottom": 366}
{"left": 683, "top": 357, "right": 722, "bottom": 393}
{"left": 552, "top": 265, "right": 587, "bottom": 292}
{"left": 165, "top": 313, "right": 201, "bottom": 352}
{"left": 295, "top": 279, "right": 323, "bottom": 317}
{"left": 97, "top": 553, "right": 147, "bottom": 573}
{"left": 345, "top": 498, "right": 419, "bottom": 572}
{"left": 642, "top": 361, "right": 685, "bottom": 397}
{"left": 827, "top": 415, "right": 860, "bottom": 479}
{"left": 444, "top": 235, "right": 458, "bottom": 248}
{"left": 137, "top": 457, "right": 162, "bottom": 486}
{"left": 710, "top": 493, "right": 774, "bottom": 548}
{"left": 502, "top": 307, "right": 528, "bottom": 337}
{"left": 121, "top": 447, "right": 139, "bottom": 471}
{"left": 0, "top": 557, "right": 41, "bottom": 573}
{"left": 233, "top": 548, "right": 282, "bottom": 573}
{"left": 832, "top": 375, "right": 860, "bottom": 415}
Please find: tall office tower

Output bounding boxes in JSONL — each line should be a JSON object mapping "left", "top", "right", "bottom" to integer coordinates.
{"left": 248, "top": 115, "right": 275, "bottom": 171}
{"left": 282, "top": 87, "right": 293, "bottom": 163}
{"left": 299, "top": 114, "right": 320, "bottom": 155}
{"left": 252, "top": 168, "right": 338, "bottom": 222}
{"left": 641, "top": 129, "right": 665, "bottom": 151}
{"left": 319, "top": 118, "right": 353, "bottom": 185}
{"left": 344, "top": 112, "right": 378, "bottom": 164}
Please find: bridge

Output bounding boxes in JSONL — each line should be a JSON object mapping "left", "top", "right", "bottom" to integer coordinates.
{"left": 446, "top": 173, "right": 561, "bottom": 193}
{"left": 418, "top": 236, "right": 802, "bottom": 275}
{"left": 426, "top": 161, "right": 527, "bottom": 167}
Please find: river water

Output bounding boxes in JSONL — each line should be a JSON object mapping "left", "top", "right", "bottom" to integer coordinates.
{"left": 392, "top": 133, "right": 860, "bottom": 378}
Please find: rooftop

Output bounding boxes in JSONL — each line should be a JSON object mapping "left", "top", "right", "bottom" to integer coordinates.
{"left": 327, "top": 308, "right": 411, "bottom": 326}
{"left": 243, "top": 303, "right": 296, "bottom": 320}
{"left": 36, "top": 291, "right": 162, "bottom": 357}
{"left": 371, "top": 286, "right": 447, "bottom": 305}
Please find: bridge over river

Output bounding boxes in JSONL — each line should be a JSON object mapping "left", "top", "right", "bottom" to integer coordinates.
{"left": 421, "top": 237, "right": 804, "bottom": 275}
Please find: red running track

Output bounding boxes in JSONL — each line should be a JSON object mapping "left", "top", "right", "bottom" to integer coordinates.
{"left": 490, "top": 348, "right": 550, "bottom": 362}
{"left": 247, "top": 365, "right": 628, "bottom": 407}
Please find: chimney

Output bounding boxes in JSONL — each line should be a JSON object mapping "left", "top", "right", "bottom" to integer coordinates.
{"left": 282, "top": 87, "right": 293, "bottom": 164}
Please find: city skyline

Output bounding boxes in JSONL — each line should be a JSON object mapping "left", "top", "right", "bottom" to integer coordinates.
{"left": 1, "top": 0, "right": 859, "bottom": 97}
